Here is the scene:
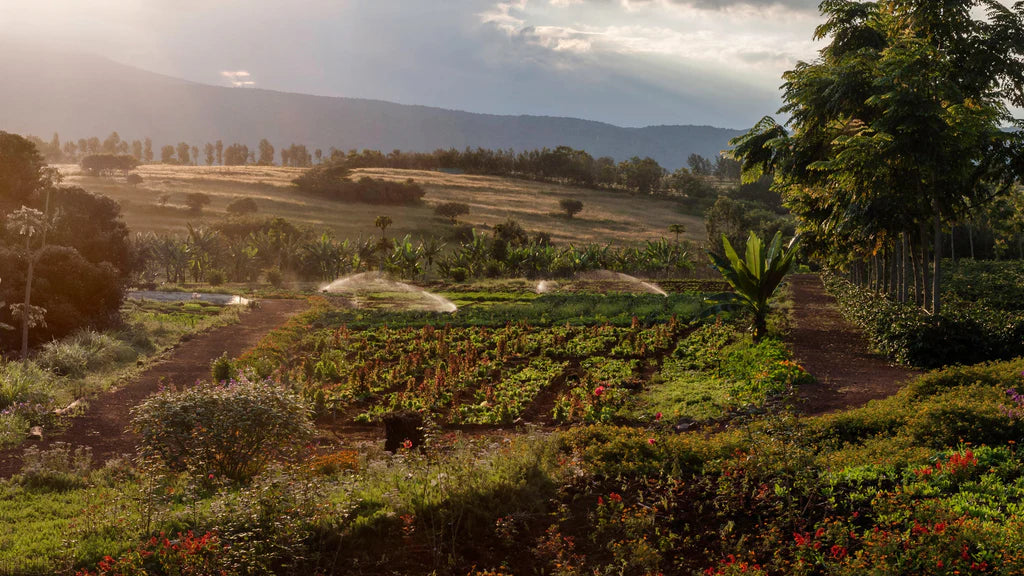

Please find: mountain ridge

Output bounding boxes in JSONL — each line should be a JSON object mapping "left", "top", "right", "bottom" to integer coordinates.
{"left": 0, "top": 47, "right": 745, "bottom": 170}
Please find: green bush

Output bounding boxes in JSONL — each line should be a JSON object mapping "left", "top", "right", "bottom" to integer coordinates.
{"left": 265, "top": 268, "right": 284, "bottom": 288}
{"left": 130, "top": 376, "right": 315, "bottom": 482}
{"left": 206, "top": 269, "right": 226, "bottom": 286}
{"left": 36, "top": 330, "right": 138, "bottom": 378}
{"left": 210, "top": 352, "right": 235, "bottom": 383}
{"left": 824, "top": 273, "right": 1024, "bottom": 367}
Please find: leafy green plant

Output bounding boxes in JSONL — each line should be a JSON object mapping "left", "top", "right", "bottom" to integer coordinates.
{"left": 706, "top": 230, "right": 800, "bottom": 340}
{"left": 130, "top": 376, "right": 314, "bottom": 482}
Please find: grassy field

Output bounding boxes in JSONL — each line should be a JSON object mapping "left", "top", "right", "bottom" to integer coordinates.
{"left": 56, "top": 164, "right": 704, "bottom": 244}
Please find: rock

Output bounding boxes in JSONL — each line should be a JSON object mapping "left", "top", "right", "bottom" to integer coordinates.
{"left": 673, "top": 418, "right": 696, "bottom": 432}
{"left": 28, "top": 426, "right": 43, "bottom": 441}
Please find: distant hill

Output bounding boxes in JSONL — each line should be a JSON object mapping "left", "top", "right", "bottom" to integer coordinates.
{"left": 0, "top": 46, "right": 744, "bottom": 170}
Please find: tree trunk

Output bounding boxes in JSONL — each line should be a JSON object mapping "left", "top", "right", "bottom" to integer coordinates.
{"left": 920, "top": 223, "right": 930, "bottom": 311}
{"left": 968, "top": 222, "right": 975, "bottom": 259}
{"left": 900, "top": 233, "right": 908, "bottom": 304}
{"left": 21, "top": 236, "right": 33, "bottom": 362}
{"left": 932, "top": 199, "right": 942, "bottom": 315}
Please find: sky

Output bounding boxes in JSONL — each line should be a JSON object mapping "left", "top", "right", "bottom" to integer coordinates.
{"left": 0, "top": 0, "right": 827, "bottom": 129}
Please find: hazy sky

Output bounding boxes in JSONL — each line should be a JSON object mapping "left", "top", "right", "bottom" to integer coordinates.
{"left": 1, "top": 0, "right": 825, "bottom": 129}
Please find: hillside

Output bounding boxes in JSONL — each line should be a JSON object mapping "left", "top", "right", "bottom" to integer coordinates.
{"left": 0, "top": 46, "right": 743, "bottom": 171}
{"left": 57, "top": 164, "right": 705, "bottom": 245}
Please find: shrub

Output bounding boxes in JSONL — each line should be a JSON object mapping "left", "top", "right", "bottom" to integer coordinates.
{"left": 265, "top": 268, "right": 284, "bottom": 287}
{"left": 210, "top": 352, "right": 235, "bottom": 383}
{"left": 225, "top": 196, "right": 258, "bottom": 215}
{"left": 130, "top": 376, "right": 315, "bottom": 482}
{"left": 435, "top": 201, "right": 470, "bottom": 223}
{"left": 206, "top": 269, "right": 226, "bottom": 286}
{"left": 18, "top": 442, "right": 92, "bottom": 491}
{"left": 559, "top": 198, "right": 584, "bottom": 218}
{"left": 74, "top": 531, "right": 225, "bottom": 576}
{"left": 36, "top": 330, "right": 139, "bottom": 378}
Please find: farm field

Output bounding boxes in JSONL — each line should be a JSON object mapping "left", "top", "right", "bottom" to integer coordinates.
{"left": 55, "top": 164, "right": 705, "bottom": 245}
{"left": 239, "top": 290, "right": 809, "bottom": 427}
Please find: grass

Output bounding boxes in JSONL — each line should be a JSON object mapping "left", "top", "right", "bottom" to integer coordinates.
{"left": 0, "top": 300, "right": 239, "bottom": 449}
{"left": 54, "top": 164, "right": 705, "bottom": 245}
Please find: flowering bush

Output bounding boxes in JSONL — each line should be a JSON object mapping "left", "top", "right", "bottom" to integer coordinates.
{"left": 130, "top": 375, "right": 314, "bottom": 482}
{"left": 75, "top": 531, "right": 224, "bottom": 576}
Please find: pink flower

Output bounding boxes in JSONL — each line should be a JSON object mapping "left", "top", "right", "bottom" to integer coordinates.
{"left": 655, "top": 412, "right": 662, "bottom": 421}
{"left": 594, "top": 385, "right": 605, "bottom": 397}
{"left": 208, "top": 473, "right": 214, "bottom": 479}
{"left": 647, "top": 438, "right": 656, "bottom": 445}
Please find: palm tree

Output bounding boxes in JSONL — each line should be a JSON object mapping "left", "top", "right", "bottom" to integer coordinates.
{"left": 706, "top": 231, "right": 801, "bottom": 341}
{"left": 185, "top": 224, "right": 220, "bottom": 283}
{"left": 375, "top": 215, "right": 392, "bottom": 239}
{"left": 668, "top": 223, "right": 687, "bottom": 243}
{"left": 418, "top": 237, "right": 445, "bottom": 280}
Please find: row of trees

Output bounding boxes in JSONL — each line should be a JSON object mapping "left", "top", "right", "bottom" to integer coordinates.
{"left": 732, "top": 0, "right": 1024, "bottom": 314}
{"left": 30, "top": 130, "right": 748, "bottom": 197}
{"left": 26, "top": 131, "right": 322, "bottom": 169}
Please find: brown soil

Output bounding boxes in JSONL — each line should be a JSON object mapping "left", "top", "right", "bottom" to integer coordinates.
{"left": 787, "top": 274, "right": 918, "bottom": 415}
{"left": 0, "top": 299, "right": 308, "bottom": 477}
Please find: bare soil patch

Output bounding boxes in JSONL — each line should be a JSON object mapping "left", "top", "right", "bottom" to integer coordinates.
{"left": 0, "top": 299, "right": 307, "bottom": 477}
{"left": 787, "top": 274, "right": 918, "bottom": 415}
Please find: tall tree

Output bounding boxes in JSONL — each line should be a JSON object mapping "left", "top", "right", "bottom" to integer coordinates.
{"left": 215, "top": 140, "right": 223, "bottom": 165}
{"left": 204, "top": 143, "right": 215, "bottom": 166}
{"left": 143, "top": 138, "right": 153, "bottom": 163}
{"left": 731, "top": 0, "right": 1024, "bottom": 314}
{"left": 160, "top": 145, "right": 176, "bottom": 164}
{"left": 176, "top": 142, "right": 191, "bottom": 166}
{"left": 257, "top": 138, "right": 275, "bottom": 166}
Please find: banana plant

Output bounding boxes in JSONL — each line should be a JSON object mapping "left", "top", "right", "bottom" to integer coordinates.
{"left": 706, "top": 230, "right": 800, "bottom": 341}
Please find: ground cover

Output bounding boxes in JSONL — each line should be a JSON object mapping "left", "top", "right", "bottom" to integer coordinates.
{"left": 2, "top": 355, "right": 1022, "bottom": 575}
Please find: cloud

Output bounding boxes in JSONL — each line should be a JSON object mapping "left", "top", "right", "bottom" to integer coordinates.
{"left": 221, "top": 69, "right": 255, "bottom": 87}
{"left": 620, "top": 0, "right": 819, "bottom": 13}
{"left": 479, "top": 2, "right": 816, "bottom": 72}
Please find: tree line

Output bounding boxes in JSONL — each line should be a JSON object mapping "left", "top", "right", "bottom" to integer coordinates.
{"left": 27, "top": 130, "right": 750, "bottom": 196}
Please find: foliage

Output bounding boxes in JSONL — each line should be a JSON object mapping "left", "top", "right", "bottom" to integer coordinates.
{"left": 706, "top": 230, "right": 800, "bottom": 340}
{"left": 130, "top": 376, "right": 315, "bottom": 482}
{"left": 293, "top": 163, "right": 426, "bottom": 205}
{"left": 80, "top": 154, "right": 138, "bottom": 176}
{"left": 225, "top": 196, "right": 258, "bottom": 215}
{"left": 434, "top": 201, "right": 470, "bottom": 223}
{"left": 17, "top": 442, "right": 93, "bottom": 491}
{"left": 558, "top": 198, "right": 584, "bottom": 219}
{"left": 825, "top": 270, "right": 1024, "bottom": 367}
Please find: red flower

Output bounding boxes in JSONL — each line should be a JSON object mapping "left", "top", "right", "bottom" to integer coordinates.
{"left": 594, "top": 385, "right": 606, "bottom": 397}
{"left": 609, "top": 492, "right": 622, "bottom": 502}
{"left": 402, "top": 439, "right": 413, "bottom": 449}
{"left": 647, "top": 438, "right": 656, "bottom": 445}
{"left": 655, "top": 412, "right": 663, "bottom": 421}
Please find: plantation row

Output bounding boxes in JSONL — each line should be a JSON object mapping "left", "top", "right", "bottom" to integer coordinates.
{"left": 826, "top": 260, "right": 1024, "bottom": 368}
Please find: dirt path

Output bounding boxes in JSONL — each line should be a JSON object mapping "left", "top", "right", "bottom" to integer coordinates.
{"left": 787, "top": 274, "right": 917, "bottom": 415}
{"left": 0, "top": 299, "right": 307, "bottom": 477}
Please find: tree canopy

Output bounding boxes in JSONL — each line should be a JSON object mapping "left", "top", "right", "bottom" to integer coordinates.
{"left": 731, "top": 0, "right": 1024, "bottom": 313}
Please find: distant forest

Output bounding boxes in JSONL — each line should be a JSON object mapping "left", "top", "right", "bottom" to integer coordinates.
{"left": 26, "top": 130, "right": 742, "bottom": 196}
